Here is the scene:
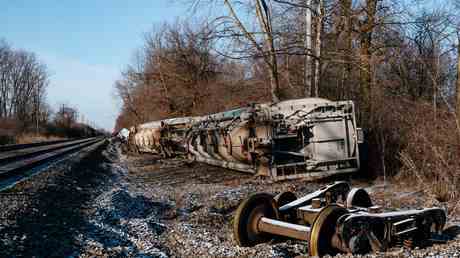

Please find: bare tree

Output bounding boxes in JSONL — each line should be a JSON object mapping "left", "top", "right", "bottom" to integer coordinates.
{"left": 221, "top": 0, "right": 281, "bottom": 102}
{"left": 0, "top": 39, "right": 49, "bottom": 131}
{"left": 359, "top": 0, "right": 378, "bottom": 120}
{"left": 339, "top": 0, "right": 353, "bottom": 99}
{"left": 313, "top": 0, "right": 324, "bottom": 97}
{"left": 457, "top": 32, "right": 460, "bottom": 118}
{"left": 304, "top": 0, "right": 313, "bottom": 97}
{"left": 255, "top": 0, "right": 281, "bottom": 102}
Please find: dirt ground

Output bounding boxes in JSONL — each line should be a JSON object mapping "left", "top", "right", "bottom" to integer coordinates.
{"left": 0, "top": 140, "right": 459, "bottom": 258}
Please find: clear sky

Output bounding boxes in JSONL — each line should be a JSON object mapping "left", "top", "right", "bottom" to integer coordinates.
{"left": 1, "top": 0, "right": 202, "bottom": 131}
{"left": 2, "top": 0, "right": 447, "bottom": 132}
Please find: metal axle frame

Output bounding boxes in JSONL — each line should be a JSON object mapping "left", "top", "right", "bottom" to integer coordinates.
{"left": 233, "top": 181, "right": 448, "bottom": 256}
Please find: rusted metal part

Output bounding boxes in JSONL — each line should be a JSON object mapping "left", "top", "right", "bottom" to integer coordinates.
{"left": 233, "top": 193, "right": 279, "bottom": 247}
{"left": 346, "top": 187, "right": 373, "bottom": 208}
{"left": 278, "top": 181, "right": 350, "bottom": 211}
{"left": 127, "top": 98, "right": 363, "bottom": 181}
{"left": 258, "top": 217, "right": 310, "bottom": 241}
{"left": 233, "top": 182, "right": 450, "bottom": 256}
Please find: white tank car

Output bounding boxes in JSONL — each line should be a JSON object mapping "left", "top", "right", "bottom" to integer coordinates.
{"left": 117, "top": 128, "right": 130, "bottom": 142}
{"left": 129, "top": 98, "right": 363, "bottom": 181}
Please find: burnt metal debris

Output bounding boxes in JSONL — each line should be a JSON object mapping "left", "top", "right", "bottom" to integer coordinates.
{"left": 127, "top": 98, "right": 363, "bottom": 181}
{"left": 233, "top": 181, "right": 448, "bottom": 256}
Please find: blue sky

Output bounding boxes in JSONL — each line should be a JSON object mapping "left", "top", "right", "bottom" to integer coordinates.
{"left": 1, "top": 0, "right": 446, "bottom": 131}
{"left": 1, "top": 0, "right": 203, "bottom": 131}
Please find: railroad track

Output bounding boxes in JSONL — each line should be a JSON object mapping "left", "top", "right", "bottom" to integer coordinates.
{"left": 0, "top": 137, "right": 106, "bottom": 191}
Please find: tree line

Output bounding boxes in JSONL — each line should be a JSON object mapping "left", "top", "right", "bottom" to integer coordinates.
{"left": 0, "top": 40, "right": 102, "bottom": 144}
{"left": 0, "top": 39, "right": 49, "bottom": 130}
{"left": 115, "top": 0, "right": 460, "bottom": 126}
{"left": 114, "top": 0, "right": 460, "bottom": 200}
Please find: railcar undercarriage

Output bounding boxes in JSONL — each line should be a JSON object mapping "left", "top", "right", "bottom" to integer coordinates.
{"left": 233, "top": 182, "right": 449, "bottom": 256}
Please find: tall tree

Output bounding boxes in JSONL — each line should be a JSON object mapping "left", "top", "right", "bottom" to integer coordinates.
{"left": 0, "top": 40, "right": 49, "bottom": 130}
{"left": 255, "top": 0, "right": 281, "bottom": 102}
{"left": 304, "top": 0, "right": 313, "bottom": 97}
{"left": 340, "top": 0, "right": 353, "bottom": 99}
{"left": 457, "top": 33, "right": 460, "bottom": 117}
{"left": 223, "top": 0, "right": 281, "bottom": 102}
{"left": 359, "top": 0, "right": 378, "bottom": 121}
{"left": 313, "top": 0, "right": 324, "bottom": 97}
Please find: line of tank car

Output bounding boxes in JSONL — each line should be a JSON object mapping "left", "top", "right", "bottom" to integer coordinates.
{"left": 117, "top": 98, "right": 450, "bottom": 256}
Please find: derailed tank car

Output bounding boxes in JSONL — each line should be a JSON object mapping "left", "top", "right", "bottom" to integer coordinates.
{"left": 132, "top": 117, "right": 202, "bottom": 156}
{"left": 129, "top": 98, "right": 363, "bottom": 181}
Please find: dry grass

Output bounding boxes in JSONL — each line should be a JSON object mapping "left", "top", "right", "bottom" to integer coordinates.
{"left": 0, "top": 118, "right": 19, "bottom": 145}
{"left": 396, "top": 102, "right": 459, "bottom": 202}
{"left": 0, "top": 118, "right": 67, "bottom": 145}
{"left": 15, "top": 133, "right": 66, "bottom": 144}
{"left": 368, "top": 95, "right": 460, "bottom": 217}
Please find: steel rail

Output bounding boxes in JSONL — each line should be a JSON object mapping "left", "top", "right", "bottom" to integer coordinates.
{"left": 0, "top": 138, "right": 86, "bottom": 152}
{"left": 0, "top": 138, "right": 97, "bottom": 165}
{"left": 0, "top": 137, "right": 105, "bottom": 191}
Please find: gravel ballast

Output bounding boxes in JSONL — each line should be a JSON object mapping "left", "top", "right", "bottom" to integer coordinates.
{"left": 1, "top": 140, "right": 459, "bottom": 257}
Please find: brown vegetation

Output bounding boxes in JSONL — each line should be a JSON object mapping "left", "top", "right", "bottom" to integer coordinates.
{"left": 0, "top": 40, "right": 49, "bottom": 144}
{"left": 114, "top": 21, "right": 272, "bottom": 129}
{"left": 114, "top": 1, "right": 460, "bottom": 199}
{"left": 0, "top": 40, "right": 103, "bottom": 144}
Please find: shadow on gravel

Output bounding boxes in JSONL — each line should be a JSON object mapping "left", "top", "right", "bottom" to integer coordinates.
{"left": 444, "top": 225, "right": 460, "bottom": 239}
{"left": 0, "top": 142, "right": 115, "bottom": 257}
{"left": 110, "top": 190, "right": 172, "bottom": 220}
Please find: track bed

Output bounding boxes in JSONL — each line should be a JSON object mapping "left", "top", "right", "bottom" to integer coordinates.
{"left": 1, "top": 141, "right": 459, "bottom": 257}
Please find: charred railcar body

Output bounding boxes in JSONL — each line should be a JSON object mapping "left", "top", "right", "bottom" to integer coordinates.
{"left": 129, "top": 98, "right": 363, "bottom": 180}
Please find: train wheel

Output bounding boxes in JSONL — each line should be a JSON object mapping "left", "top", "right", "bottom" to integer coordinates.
{"left": 274, "top": 191, "right": 297, "bottom": 207}
{"left": 309, "top": 205, "right": 348, "bottom": 257}
{"left": 274, "top": 191, "right": 297, "bottom": 223}
{"left": 346, "top": 188, "right": 373, "bottom": 208}
{"left": 233, "top": 193, "right": 278, "bottom": 247}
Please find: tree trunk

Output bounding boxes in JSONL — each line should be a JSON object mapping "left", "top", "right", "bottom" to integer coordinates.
{"left": 313, "top": 0, "right": 323, "bottom": 97}
{"left": 457, "top": 40, "right": 460, "bottom": 118}
{"left": 224, "top": 0, "right": 280, "bottom": 102}
{"left": 359, "top": 0, "right": 377, "bottom": 123}
{"left": 341, "top": 0, "right": 352, "bottom": 99}
{"left": 269, "top": 54, "right": 280, "bottom": 103}
{"left": 360, "top": 36, "right": 371, "bottom": 111}
{"left": 256, "top": 0, "right": 280, "bottom": 102}
{"left": 304, "top": 0, "right": 313, "bottom": 97}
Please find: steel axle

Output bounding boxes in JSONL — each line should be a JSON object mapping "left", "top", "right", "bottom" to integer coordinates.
{"left": 258, "top": 217, "right": 310, "bottom": 241}
{"left": 233, "top": 182, "right": 448, "bottom": 256}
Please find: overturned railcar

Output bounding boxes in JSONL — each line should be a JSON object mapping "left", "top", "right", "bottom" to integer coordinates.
{"left": 129, "top": 98, "right": 363, "bottom": 181}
